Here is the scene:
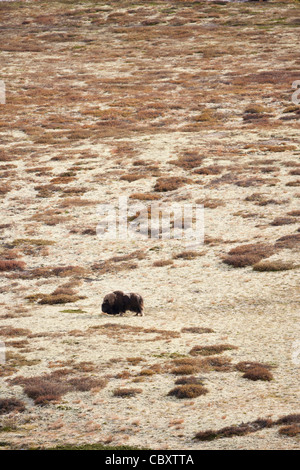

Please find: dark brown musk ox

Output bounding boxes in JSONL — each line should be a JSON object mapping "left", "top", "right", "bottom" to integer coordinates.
{"left": 101, "top": 290, "right": 144, "bottom": 316}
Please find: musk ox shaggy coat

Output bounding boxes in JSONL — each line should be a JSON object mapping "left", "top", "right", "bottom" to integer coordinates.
{"left": 102, "top": 290, "right": 144, "bottom": 316}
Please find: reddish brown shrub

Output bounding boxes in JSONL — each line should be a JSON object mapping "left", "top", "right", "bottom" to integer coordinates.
{"left": 0, "top": 260, "right": 26, "bottom": 272}
{"left": 120, "top": 173, "right": 145, "bottom": 182}
{"left": 38, "top": 294, "right": 84, "bottom": 305}
{"left": 154, "top": 177, "right": 192, "bottom": 192}
{"left": 278, "top": 424, "right": 300, "bottom": 437}
{"left": 199, "top": 356, "right": 233, "bottom": 372}
{"left": 169, "top": 151, "right": 204, "bottom": 170}
{"left": 189, "top": 344, "right": 237, "bottom": 356}
{"left": 242, "top": 367, "right": 273, "bottom": 382}
{"left": 173, "top": 250, "right": 203, "bottom": 260}
{"left": 235, "top": 361, "right": 273, "bottom": 373}
{"left": 194, "top": 419, "right": 273, "bottom": 441}
{"left": 10, "top": 371, "right": 108, "bottom": 405}
{"left": 67, "top": 376, "right": 107, "bottom": 392}
{"left": 168, "top": 384, "right": 208, "bottom": 399}
{"left": 275, "top": 234, "right": 300, "bottom": 250}
{"left": 0, "top": 398, "right": 26, "bottom": 415}
{"left": 275, "top": 414, "right": 300, "bottom": 426}
{"left": 181, "top": 327, "right": 214, "bottom": 334}
{"left": 223, "top": 243, "right": 275, "bottom": 268}
{"left": 113, "top": 388, "right": 142, "bottom": 398}
{"left": 129, "top": 193, "right": 161, "bottom": 201}
{"left": 0, "top": 326, "right": 31, "bottom": 337}
{"left": 0, "top": 184, "right": 11, "bottom": 195}
{"left": 174, "top": 376, "right": 205, "bottom": 385}
{"left": 171, "top": 365, "right": 199, "bottom": 376}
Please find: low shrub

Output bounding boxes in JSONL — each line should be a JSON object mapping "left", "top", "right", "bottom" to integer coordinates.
{"left": 38, "top": 294, "right": 84, "bottom": 305}
{"left": 242, "top": 367, "right": 273, "bottom": 382}
{"left": 181, "top": 327, "right": 214, "bottom": 334}
{"left": 194, "top": 419, "right": 273, "bottom": 441}
{"left": 0, "top": 398, "right": 26, "bottom": 415}
{"left": 235, "top": 361, "right": 273, "bottom": 373}
{"left": 275, "top": 414, "right": 300, "bottom": 426}
{"left": 168, "top": 384, "right": 208, "bottom": 399}
{"left": 0, "top": 260, "right": 26, "bottom": 271}
{"left": 10, "top": 372, "right": 107, "bottom": 405}
{"left": 223, "top": 243, "right": 275, "bottom": 268}
{"left": 169, "top": 151, "right": 204, "bottom": 170}
{"left": 189, "top": 344, "right": 237, "bottom": 356}
{"left": 174, "top": 376, "right": 205, "bottom": 385}
{"left": 275, "top": 234, "right": 300, "bottom": 250}
{"left": 129, "top": 193, "right": 161, "bottom": 201}
{"left": 253, "top": 260, "right": 298, "bottom": 272}
{"left": 153, "top": 259, "right": 173, "bottom": 267}
{"left": 271, "top": 217, "right": 297, "bottom": 226}
{"left": 278, "top": 424, "right": 300, "bottom": 437}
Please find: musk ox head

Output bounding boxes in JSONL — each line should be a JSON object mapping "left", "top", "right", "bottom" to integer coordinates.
{"left": 101, "top": 290, "right": 144, "bottom": 316}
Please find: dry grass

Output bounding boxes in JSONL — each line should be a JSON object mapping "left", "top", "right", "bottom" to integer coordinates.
{"left": 253, "top": 260, "right": 299, "bottom": 272}
{"left": 189, "top": 344, "right": 238, "bottom": 357}
{"left": 174, "top": 376, "right": 205, "bottom": 386}
{"left": 194, "top": 418, "right": 273, "bottom": 441}
{"left": 10, "top": 372, "right": 107, "bottom": 405}
{"left": 113, "top": 388, "right": 143, "bottom": 398}
{"left": 15, "top": 265, "right": 87, "bottom": 280}
{"left": 181, "top": 327, "right": 214, "bottom": 334}
{"left": 130, "top": 193, "right": 161, "bottom": 201}
{"left": 154, "top": 177, "right": 192, "bottom": 192}
{"left": 38, "top": 294, "right": 84, "bottom": 305}
{"left": 0, "top": 260, "right": 26, "bottom": 272}
{"left": 120, "top": 174, "right": 146, "bottom": 183}
{"left": 0, "top": 0, "right": 299, "bottom": 450}
{"left": 168, "top": 384, "right": 208, "bottom": 399}
{"left": 275, "top": 414, "right": 300, "bottom": 426}
{"left": 278, "top": 424, "right": 300, "bottom": 437}
{"left": 0, "top": 398, "right": 26, "bottom": 415}
{"left": 169, "top": 151, "right": 204, "bottom": 170}
{"left": 271, "top": 217, "right": 297, "bottom": 226}
{"left": 275, "top": 234, "right": 300, "bottom": 250}
{"left": 153, "top": 259, "right": 174, "bottom": 267}
{"left": 223, "top": 243, "right": 276, "bottom": 268}
{"left": 171, "top": 365, "right": 199, "bottom": 376}
{"left": 173, "top": 250, "right": 204, "bottom": 260}
{"left": 0, "top": 326, "right": 31, "bottom": 337}
{"left": 198, "top": 356, "right": 233, "bottom": 373}
{"left": 235, "top": 361, "right": 273, "bottom": 373}
{"left": 242, "top": 367, "right": 274, "bottom": 382}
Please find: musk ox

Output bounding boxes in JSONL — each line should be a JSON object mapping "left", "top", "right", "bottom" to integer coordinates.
{"left": 101, "top": 290, "right": 144, "bottom": 316}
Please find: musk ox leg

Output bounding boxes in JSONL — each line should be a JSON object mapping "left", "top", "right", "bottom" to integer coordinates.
{"left": 135, "top": 309, "right": 144, "bottom": 316}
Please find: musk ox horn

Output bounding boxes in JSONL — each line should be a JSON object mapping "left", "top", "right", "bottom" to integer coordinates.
{"left": 101, "top": 290, "right": 144, "bottom": 316}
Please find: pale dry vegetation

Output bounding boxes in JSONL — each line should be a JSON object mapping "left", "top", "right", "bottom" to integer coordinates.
{"left": 0, "top": 0, "right": 299, "bottom": 451}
